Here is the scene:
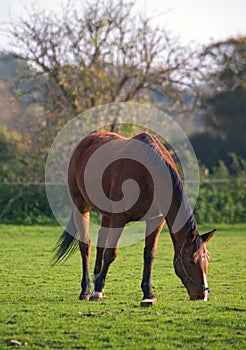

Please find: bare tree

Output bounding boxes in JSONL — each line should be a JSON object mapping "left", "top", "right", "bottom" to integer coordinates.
{"left": 1, "top": 0, "right": 204, "bottom": 220}
{"left": 200, "top": 37, "right": 246, "bottom": 91}
{"left": 7, "top": 0, "right": 196, "bottom": 134}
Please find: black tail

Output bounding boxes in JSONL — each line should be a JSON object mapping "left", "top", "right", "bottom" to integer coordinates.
{"left": 53, "top": 213, "right": 78, "bottom": 265}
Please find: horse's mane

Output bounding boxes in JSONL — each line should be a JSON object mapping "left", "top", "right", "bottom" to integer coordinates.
{"left": 133, "top": 132, "right": 197, "bottom": 232}
{"left": 133, "top": 132, "right": 177, "bottom": 171}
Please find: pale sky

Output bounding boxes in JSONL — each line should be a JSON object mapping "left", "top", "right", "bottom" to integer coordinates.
{"left": 0, "top": 0, "right": 245, "bottom": 49}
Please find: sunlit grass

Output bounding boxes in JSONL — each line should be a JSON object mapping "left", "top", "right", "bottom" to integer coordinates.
{"left": 0, "top": 224, "right": 245, "bottom": 349}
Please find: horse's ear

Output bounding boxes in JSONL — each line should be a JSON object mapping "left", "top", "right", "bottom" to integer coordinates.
{"left": 186, "top": 230, "right": 197, "bottom": 243}
{"left": 201, "top": 229, "right": 216, "bottom": 243}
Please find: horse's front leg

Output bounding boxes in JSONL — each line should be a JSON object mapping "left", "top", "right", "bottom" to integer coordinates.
{"left": 141, "top": 217, "right": 165, "bottom": 306}
{"left": 90, "top": 215, "right": 124, "bottom": 301}
{"left": 74, "top": 210, "right": 92, "bottom": 300}
{"left": 92, "top": 217, "right": 109, "bottom": 283}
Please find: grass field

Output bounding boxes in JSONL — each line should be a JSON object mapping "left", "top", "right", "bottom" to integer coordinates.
{"left": 0, "top": 223, "right": 245, "bottom": 349}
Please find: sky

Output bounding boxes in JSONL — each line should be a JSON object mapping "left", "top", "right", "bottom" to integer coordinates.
{"left": 0, "top": 0, "right": 245, "bottom": 49}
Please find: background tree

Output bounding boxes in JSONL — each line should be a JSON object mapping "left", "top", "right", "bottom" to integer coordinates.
{"left": 0, "top": 125, "right": 48, "bottom": 222}
{"left": 7, "top": 0, "right": 197, "bottom": 144}
{"left": 191, "top": 36, "right": 246, "bottom": 167}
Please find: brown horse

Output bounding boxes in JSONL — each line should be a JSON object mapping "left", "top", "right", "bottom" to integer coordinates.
{"left": 54, "top": 131, "right": 215, "bottom": 304}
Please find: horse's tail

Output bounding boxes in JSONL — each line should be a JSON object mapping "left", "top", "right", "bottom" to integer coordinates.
{"left": 53, "top": 213, "right": 78, "bottom": 265}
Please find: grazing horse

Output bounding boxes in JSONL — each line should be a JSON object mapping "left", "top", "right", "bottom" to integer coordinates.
{"left": 54, "top": 131, "right": 215, "bottom": 304}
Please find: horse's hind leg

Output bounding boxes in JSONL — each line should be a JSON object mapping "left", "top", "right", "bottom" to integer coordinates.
{"left": 140, "top": 217, "right": 165, "bottom": 306}
{"left": 90, "top": 215, "right": 125, "bottom": 301}
{"left": 93, "top": 215, "right": 107, "bottom": 283}
{"left": 74, "top": 209, "right": 91, "bottom": 300}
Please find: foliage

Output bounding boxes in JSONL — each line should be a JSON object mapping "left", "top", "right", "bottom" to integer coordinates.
{"left": 6, "top": 0, "right": 197, "bottom": 141}
{"left": 190, "top": 132, "right": 246, "bottom": 169}
{"left": 194, "top": 154, "right": 246, "bottom": 223}
{"left": 0, "top": 184, "right": 53, "bottom": 224}
{"left": 195, "top": 180, "right": 246, "bottom": 224}
{"left": 197, "top": 37, "right": 246, "bottom": 162}
{"left": 0, "top": 224, "right": 245, "bottom": 349}
{"left": 0, "top": 126, "right": 15, "bottom": 162}
{"left": 0, "top": 126, "right": 48, "bottom": 223}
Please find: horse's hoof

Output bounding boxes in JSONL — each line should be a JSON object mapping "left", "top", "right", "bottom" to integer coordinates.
{"left": 89, "top": 291, "right": 104, "bottom": 302}
{"left": 79, "top": 293, "right": 90, "bottom": 301}
{"left": 140, "top": 298, "right": 157, "bottom": 307}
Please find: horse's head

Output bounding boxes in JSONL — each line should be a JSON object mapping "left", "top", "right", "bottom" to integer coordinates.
{"left": 174, "top": 229, "right": 216, "bottom": 300}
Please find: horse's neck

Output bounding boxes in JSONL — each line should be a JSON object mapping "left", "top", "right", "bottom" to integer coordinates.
{"left": 136, "top": 132, "right": 197, "bottom": 252}
{"left": 165, "top": 186, "right": 197, "bottom": 255}
{"left": 167, "top": 222, "right": 188, "bottom": 258}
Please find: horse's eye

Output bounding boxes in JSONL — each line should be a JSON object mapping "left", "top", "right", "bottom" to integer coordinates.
{"left": 189, "top": 259, "right": 195, "bottom": 265}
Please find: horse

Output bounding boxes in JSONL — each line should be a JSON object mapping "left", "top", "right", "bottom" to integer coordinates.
{"left": 54, "top": 131, "right": 215, "bottom": 305}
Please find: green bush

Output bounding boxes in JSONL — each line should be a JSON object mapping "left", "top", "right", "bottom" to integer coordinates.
{"left": 195, "top": 154, "right": 246, "bottom": 224}
{"left": 0, "top": 184, "right": 54, "bottom": 224}
{"left": 195, "top": 179, "right": 246, "bottom": 224}
{"left": 1, "top": 151, "right": 245, "bottom": 225}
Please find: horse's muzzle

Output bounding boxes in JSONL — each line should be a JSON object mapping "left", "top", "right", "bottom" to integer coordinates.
{"left": 190, "top": 293, "right": 209, "bottom": 301}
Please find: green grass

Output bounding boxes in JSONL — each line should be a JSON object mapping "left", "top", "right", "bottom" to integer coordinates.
{"left": 0, "top": 224, "right": 245, "bottom": 349}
